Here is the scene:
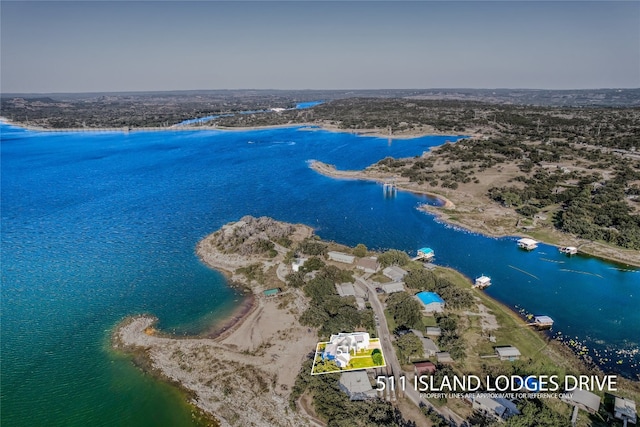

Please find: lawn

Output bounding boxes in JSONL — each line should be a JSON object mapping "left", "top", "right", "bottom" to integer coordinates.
{"left": 311, "top": 339, "right": 386, "bottom": 374}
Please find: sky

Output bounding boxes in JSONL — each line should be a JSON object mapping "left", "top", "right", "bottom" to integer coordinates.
{"left": 1, "top": 1, "right": 639, "bottom": 93}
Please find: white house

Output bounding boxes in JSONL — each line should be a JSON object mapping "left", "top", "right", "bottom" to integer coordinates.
{"left": 328, "top": 251, "right": 355, "bottom": 264}
{"left": 291, "top": 257, "right": 307, "bottom": 272}
{"left": 322, "top": 332, "right": 371, "bottom": 368}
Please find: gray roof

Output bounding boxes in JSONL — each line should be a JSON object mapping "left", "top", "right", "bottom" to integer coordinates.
{"left": 383, "top": 266, "right": 408, "bottom": 281}
{"left": 473, "top": 395, "right": 521, "bottom": 418}
{"left": 338, "top": 371, "right": 377, "bottom": 400}
{"left": 356, "top": 257, "right": 378, "bottom": 271}
{"left": 425, "top": 327, "right": 442, "bottom": 336}
{"left": 614, "top": 397, "right": 637, "bottom": 422}
{"left": 560, "top": 389, "right": 601, "bottom": 413}
{"left": 495, "top": 346, "right": 521, "bottom": 357}
{"left": 336, "top": 282, "right": 356, "bottom": 297}
{"left": 436, "top": 352, "right": 453, "bottom": 363}
{"left": 381, "top": 282, "right": 405, "bottom": 294}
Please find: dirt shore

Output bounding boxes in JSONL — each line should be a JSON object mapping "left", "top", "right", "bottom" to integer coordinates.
{"left": 310, "top": 160, "right": 640, "bottom": 267}
{"left": 1, "top": 117, "right": 467, "bottom": 141}
{"left": 113, "top": 218, "right": 319, "bottom": 427}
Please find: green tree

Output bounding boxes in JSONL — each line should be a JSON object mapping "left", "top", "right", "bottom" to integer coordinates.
{"left": 395, "top": 333, "right": 424, "bottom": 364}
{"left": 404, "top": 269, "right": 437, "bottom": 291}
{"left": 353, "top": 243, "right": 368, "bottom": 258}
{"left": 371, "top": 349, "right": 384, "bottom": 366}
{"left": 378, "top": 249, "right": 410, "bottom": 268}
{"left": 386, "top": 292, "right": 422, "bottom": 329}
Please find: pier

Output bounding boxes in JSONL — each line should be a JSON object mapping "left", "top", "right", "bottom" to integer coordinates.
{"left": 383, "top": 180, "right": 397, "bottom": 196}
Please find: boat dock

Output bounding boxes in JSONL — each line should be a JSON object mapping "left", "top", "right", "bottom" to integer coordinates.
{"left": 517, "top": 238, "right": 538, "bottom": 251}
{"left": 473, "top": 275, "right": 491, "bottom": 289}
{"left": 560, "top": 246, "right": 578, "bottom": 255}
{"left": 529, "top": 315, "right": 554, "bottom": 329}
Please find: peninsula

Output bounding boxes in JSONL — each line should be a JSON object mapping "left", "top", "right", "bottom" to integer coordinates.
{"left": 113, "top": 216, "right": 640, "bottom": 427}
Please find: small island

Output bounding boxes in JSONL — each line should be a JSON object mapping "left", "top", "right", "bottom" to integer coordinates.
{"left": 114, "top": 216, "right": 639, "bottom": 427}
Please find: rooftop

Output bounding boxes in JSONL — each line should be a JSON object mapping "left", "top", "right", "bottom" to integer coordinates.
{"left": 560, "top": 389, "right": 601, "bottom": 413}
{"left": 495, "top": 346, "right": 521, "bottom": 357}
{"left": 416, "top": 291, "right": 444, "bottom": 305}
{"left": 517, "top": 238, "right": 538, "bottom": 245}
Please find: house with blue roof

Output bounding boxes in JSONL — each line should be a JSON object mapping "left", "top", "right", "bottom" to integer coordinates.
{"left": 415, "top": 291, "right": 445, "bottom": 313}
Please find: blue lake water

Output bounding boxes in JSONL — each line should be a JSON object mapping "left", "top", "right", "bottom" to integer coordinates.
{"left": 1, "top": 123, "right": 638, "bottom": 426}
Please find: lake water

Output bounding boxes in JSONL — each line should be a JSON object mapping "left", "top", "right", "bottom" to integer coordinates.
{"left": 1, "top": 123, "right": 638, "bottom": 426}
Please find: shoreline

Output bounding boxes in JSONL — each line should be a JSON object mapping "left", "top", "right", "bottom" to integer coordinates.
{"left": 0, "top": 117, "right": 465, "bottom": 140}
{"left": 309, "top": 160, "right": 640, "bottom": 268}
{"left": 112, "top": 217, "right": 639, "bottom": 427}
{"left": 113, "top": 217, "right": 319, "bottom": 427}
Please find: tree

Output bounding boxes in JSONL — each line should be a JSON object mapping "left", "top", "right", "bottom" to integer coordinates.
{"left": 378, "top": 249, "right": 410, "bottom": 268}
{"left": 371, "top": 349, "right": 384, "bottom": 366}
{"left": 404, "top": 269, "right": 437, "bottom": 291}
{"left": 353, "top": 243, "right": 368, "bottom": 258}
{"left": 395, "top": 333, "right": 424, "bottom": 364}
{"left": 386, "top": 292, "right": 422, "bottom": 329}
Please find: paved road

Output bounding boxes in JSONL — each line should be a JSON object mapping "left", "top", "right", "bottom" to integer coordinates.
{"left": 354, "top": 275, "right": 466, "bottom": 426}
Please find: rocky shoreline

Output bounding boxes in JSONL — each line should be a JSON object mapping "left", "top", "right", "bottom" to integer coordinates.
{"left": 112, "top": 217, "right": 318, "bottom": 427}
{"left": 310, "top": 160, "right": 640, "bottom": 267}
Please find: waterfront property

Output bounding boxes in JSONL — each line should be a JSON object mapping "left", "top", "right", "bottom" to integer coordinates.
{"left": 328, "top": 251, "right": 355, "bottom": 264}
{"left": 382, "top": 266, "right": 408, "bottom": 282}
{"left": 533, "top": 315, "right": 554, "bottom": 329}
{"left": 495, "top": 346, "right": 521, "bottom": 361}
{"left": 416, "top": 247, "right": 435, "bottom": 261}
{"left": 338, "top": 371, "right": 378, "bottom": 401}
{"left": 470, "top": 394, "right": 521, "bottom": 421}
{"left": 312, "top": 333, "right": 386, "bottom": 374}
{"left": 560, "top": 388, "right": 601, "bottom": 414}
{"left": 356, "top": 257, "right": 379, "bottom": 274}
{"left": 381, "top": 282, "right": 405, "bottom": 294}
{"left": 474, "top": 275, "right": 492, "bottom": 289}
{"left": 415, "top": 291, "right": 445, "bottom": 313}
{"left": 560, "top": 246, "right": 578, "bottom": 255}
{"left": 517, "top": 238, "right": 538, "bottom": 250}
{"left": 613, "top": 396, "right": 637, "bottom": 425}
